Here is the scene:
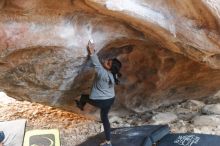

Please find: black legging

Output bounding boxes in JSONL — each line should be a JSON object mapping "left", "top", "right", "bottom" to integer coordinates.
{"left": 79, "top": 94, "right": 115, "bottom": 141}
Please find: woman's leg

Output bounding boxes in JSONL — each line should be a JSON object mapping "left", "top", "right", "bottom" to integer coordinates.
{"left": 75, "top": 94, "right": 99, "bottom": 110}
{"left": 100, "top": 106, "right": 111, "bottom": 141}
{"left": 79, "top": 94, "right": 89, "bottom": 107}
{"left": 76, "top": 96, "right": 115, "bottom": 144}
{"left": 77, "top": 97, "right": 115, "bottom": 141}
{"left": 99, "top": 98, "right": 115, "bottom": 143}
{"left": 75, "top": 94, "right": 89, "bottom": 110}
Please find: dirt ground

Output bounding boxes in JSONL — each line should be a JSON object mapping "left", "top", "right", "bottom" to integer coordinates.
{"left": 1, "top": 92, "right": 220, "bottom": 146}
{"left": 0, "top": 92, "right": 103, "bottom": 146}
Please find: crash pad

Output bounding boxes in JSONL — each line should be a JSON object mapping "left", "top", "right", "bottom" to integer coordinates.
{"left": 78, "top": 125, "right": 170, "bottom": 146}
{"left": 23, "top": 129, "right": 60, "bottom": 146}
{"left": 0, "top": 119, "right": 26, "bottom": 146}
{"left": 158, "top": 133, "right": 220, "bottom": 146}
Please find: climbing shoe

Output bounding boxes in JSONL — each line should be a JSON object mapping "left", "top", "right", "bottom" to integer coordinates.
{"left": 74, "top": 100, "right": 84, "bottom": 111}
{"left": 100, "top": 141, "right": 112, "bottom": 146}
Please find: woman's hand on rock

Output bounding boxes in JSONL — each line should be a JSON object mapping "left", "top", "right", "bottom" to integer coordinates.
{"left": 87, "top": 40, "right": 95, "bottom": 55}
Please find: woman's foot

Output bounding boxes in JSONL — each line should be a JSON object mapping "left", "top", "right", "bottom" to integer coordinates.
{"left": 100, "top": 140, "right": 112, "bottom": 146}
{"left": 74, "top": 100, "right": 84, "bottom": 111}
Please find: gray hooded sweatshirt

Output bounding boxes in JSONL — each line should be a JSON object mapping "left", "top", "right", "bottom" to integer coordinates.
{"left": 89, "top": 54, "right": 115, "bottom": 100}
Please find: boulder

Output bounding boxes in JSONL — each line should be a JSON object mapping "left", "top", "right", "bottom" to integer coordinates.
{"left": 0, "top": 0, "right": 220, "bottom": 113}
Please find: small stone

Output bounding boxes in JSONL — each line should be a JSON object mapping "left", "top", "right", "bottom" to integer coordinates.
{"left": 182, "top": 100, "right": 205, "bottom": 111}
{"left": 109, "top": 116, "right": 123, "bottom": 124}
{"left": 193, "top": 115, "right": 220, "bottom": 126}
{"left": 141, "top": 112, "right": 152, "bottom": 120}
{"left": 202, "top": 104, "right": 220, "bottom": 115}
{"left": 123, "top": 123, "right": 131, "bottom": 127}
{"left": 100, "top": 125, "right": 104, "bottom": 132}
{"left": 151, "top": 112, "right": 177, "bottom": 124}
{"left": 193, "top": 128, "right": 202, "bottom": 133}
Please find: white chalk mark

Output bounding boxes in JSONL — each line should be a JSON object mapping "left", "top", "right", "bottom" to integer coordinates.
{"left": 206, "top": 0, "right": 220, "bottom": 19}
{"left": 105, "top": 0, "right": 176, "bottom": 37}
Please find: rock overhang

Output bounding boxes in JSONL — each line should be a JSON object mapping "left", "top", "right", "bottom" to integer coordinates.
{"left": 0, "top": 0, "right": 220, "bottom": 113}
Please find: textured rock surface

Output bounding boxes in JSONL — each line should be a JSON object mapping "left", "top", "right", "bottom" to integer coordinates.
{"left": 202, "top": 104, "right": 220, "bottom": 115}
{"left": 0, "top": 0, "right": 220, "bottom": 113}
{"left": 151, "top": 112, "right": 178, "bottom": 124}
{"left": 193, "top": 115, "right": 220, "bottom": 126}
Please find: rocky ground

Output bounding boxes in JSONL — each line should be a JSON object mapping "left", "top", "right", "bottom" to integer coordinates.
{"left": 1, "top": 91, "right": 220, "bottom": 146}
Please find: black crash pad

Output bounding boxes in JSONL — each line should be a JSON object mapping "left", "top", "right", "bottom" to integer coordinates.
{"left": 78, "top": 125, "right": 170, "bottom": 146}
{"left": 158, "top": 133, "right": 220, "bottom": 146}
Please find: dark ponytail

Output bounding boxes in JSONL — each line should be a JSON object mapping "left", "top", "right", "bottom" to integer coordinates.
{"left": 110, "top": 58, "right": 122, "bottom": 85}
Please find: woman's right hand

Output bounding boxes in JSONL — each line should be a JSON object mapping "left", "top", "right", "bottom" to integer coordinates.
{"left": 87, "top": 40, "right": 95, "bottom": 55}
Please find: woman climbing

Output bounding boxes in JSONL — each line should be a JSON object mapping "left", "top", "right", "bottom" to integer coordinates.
{"left": 75, "top": 40, "right": 122, "bottom": 146}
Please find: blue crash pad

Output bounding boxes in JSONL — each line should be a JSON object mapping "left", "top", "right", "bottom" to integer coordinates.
{"left": 78, "top": 125, "right": 170, "bottom": 146}
{"left": 158, "top": 133, "right": 220, "bottom": 146}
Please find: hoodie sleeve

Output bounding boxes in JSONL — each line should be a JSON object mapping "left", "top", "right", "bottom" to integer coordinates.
{"left": 90, "top": 54, "right": 105, "bottom": 75}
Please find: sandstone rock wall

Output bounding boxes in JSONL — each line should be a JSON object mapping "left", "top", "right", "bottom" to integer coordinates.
{"left": 0, "top": 0, "right": 220, "bottom": 113}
